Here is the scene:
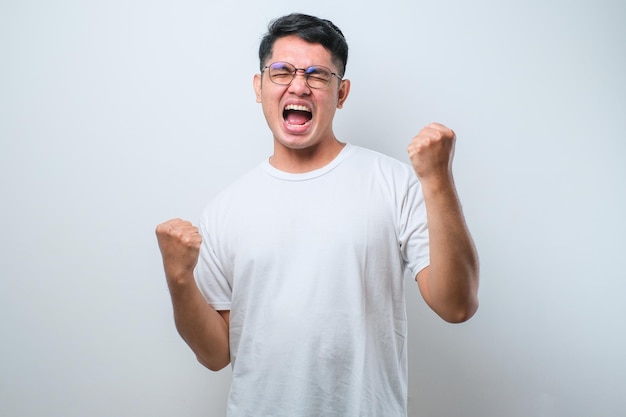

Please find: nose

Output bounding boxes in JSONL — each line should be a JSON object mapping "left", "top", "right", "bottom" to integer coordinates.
{"left": 287, "top": 70, "right": 311, "bottom": 95}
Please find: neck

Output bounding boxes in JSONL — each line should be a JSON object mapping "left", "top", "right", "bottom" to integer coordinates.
{"left": 270, "top": 138, "right": 345, "bottom": 173}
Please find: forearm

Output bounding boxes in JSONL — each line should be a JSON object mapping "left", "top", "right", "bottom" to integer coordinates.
{"left": 167, "top": 273, "right": 230, "bottom": 371}
{"left": 419, "top": 175, "right": 479, "bottom": 322}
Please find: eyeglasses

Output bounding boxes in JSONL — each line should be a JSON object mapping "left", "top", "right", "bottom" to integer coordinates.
{"left": 262, "top": 62, "right": 343, "bottom": 89}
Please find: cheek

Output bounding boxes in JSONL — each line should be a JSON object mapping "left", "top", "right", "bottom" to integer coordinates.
{"left": 319, "top": 100, "right": 340, "bottom": 117}
{"left": 260, "top": 97, "right": 282, "bottom": 123}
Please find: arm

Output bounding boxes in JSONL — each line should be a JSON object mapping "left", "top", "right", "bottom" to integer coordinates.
{"left": 408, "top": 123, "right": 479, "bottom": 323}
{"left": 155, "top": 218, "right": 230, "bottom": 370}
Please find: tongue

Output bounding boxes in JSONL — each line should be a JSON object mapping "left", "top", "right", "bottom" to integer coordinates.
{"left": 285, "top": 110, "right": 311, "bottom": 125}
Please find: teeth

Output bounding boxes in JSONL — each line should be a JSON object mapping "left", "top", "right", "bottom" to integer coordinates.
{"left": 284, "top": 104, "right": 311, "bottom": 113}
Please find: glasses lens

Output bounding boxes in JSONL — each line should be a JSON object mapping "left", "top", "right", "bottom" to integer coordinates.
{"left": 268, "top": 62, "right": 295, "bottom": 85}
{"left": 266, "top": 63, "right": 334, "bottom": 89}
{"left": 305, "top": 66, "right": 332, "bottom": 89}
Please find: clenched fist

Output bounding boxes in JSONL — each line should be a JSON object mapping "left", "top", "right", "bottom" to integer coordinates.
{"left": 155, "top": 218, "right": 202, "bottom": 285}
{"left": 407, "top": 122, "right": 456, "bottom": 182}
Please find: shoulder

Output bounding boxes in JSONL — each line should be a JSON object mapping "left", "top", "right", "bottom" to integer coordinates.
{"left": 345, "top": 144, "right": 417, "bottom": 185}
{"left": 200, "top": 163, "right": 267, "bottom": 220}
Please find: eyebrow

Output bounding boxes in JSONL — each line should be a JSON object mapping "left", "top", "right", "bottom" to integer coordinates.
{"left": 305, "top": 66, "right": 328, "bottom": 74}
{"left": 270, "top": 62, "right": 291, "bottom": 69}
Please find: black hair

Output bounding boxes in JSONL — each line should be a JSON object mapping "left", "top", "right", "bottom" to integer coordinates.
{"left": 258, "top": 13, "right": 349, "bottom": 76}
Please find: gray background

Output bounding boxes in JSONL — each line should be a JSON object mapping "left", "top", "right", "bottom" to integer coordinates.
{"left": 1, "top": 0, "right": 624, "bottom": 416}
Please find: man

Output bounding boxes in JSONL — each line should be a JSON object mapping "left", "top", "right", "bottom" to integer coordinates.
{"left": 156, "top": 13, "right": 478, "bottom": 417}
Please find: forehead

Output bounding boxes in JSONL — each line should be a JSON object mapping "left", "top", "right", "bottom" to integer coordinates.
{"left": 269, "top": 35, "right": 334, "bottom": 68}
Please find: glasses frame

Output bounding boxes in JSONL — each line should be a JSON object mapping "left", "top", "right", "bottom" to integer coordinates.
{"left": 262, "top": 62, "right": 343, "bottom": 89}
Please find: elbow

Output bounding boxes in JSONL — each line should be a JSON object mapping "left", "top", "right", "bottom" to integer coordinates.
{"left": 197, "top": 354, "right": 230, "bottom": 372}
{"left": 439, "top": 270, "right": 480, "bottom": 323}
{"left": 442, "top": 298, "right": 479, "bottom": 324}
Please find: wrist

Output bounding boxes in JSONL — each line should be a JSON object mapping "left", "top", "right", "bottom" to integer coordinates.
{"left": 165, "top": 269, "right": 196, "bottom": 290}
{"left": 419, "top": 172, "right": 455, "bottom": 194}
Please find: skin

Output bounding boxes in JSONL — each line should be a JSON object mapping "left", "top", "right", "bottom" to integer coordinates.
{"left": 409, "top": 123, "right": 479, "bottom": 322}
{"left": 155, "top": 35, "right": 478, "bottom": 372}
{"left": 253, "top": 35, "right": 350, "bottom": 173}
{"left": 155, "top": 218, "right": 230, "bottom": 370}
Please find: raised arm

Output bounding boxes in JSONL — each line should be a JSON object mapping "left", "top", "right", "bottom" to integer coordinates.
{"left": 155, "top": 218, "right": 231, "bottom": 370}
{"left": 408, "top": 123, "right": 479, "bottom": 323}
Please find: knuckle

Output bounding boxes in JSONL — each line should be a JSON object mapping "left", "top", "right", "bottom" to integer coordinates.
{"left": 155, "top": 223, "right": 170, "bottom": 236}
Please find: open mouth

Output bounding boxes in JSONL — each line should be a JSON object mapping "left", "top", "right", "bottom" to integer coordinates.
{"left": 283, "top": 104, "right": 312, "bottom": 126}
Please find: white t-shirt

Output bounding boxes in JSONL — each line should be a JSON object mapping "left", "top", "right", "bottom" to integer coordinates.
{"left": 195, "top": 143, "right": 430, "bottom": 417}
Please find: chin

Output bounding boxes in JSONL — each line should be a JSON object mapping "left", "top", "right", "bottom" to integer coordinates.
{"left": 279, "top": 141, "right": 315, "bottom": 151}
{"left": 275, "top": 134, "right": 318, "bottom": 150}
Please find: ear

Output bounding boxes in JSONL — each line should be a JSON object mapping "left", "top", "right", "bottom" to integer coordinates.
{"left": 336, "top": 79, "right": 350, "bottom": 109}
{"left": 253, "top": 74, "right": 262, "bottom": 103}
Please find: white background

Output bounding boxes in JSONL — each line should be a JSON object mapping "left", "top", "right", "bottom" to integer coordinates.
{"left": 1, "top": 1, "right": 624, "bottom": 416}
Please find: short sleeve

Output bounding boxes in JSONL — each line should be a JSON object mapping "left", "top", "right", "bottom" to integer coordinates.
{"left": 194, "top": 207, "right": 233, "bottom": 311}
{"left": 398, "top": 178, "right": 430, "bottom": 278}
